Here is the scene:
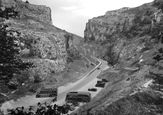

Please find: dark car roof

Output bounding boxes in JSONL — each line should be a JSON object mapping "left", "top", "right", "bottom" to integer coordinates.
{"left": 40, "top": 88, "right": 58, "bottom": 92}
{"left": 67, "top": 91, "right": 91, "bottom": 96}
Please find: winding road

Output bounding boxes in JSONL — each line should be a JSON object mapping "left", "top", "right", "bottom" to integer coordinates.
{"left": 1, "top": 58, "right": 108, "bottom": 114}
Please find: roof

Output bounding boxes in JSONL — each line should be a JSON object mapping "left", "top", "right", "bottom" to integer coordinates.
{"left": 40, "top": 87, "right": 57, "bottom": 92}
{"left": 67, "top": 91, "right": 91, "bottom": 95}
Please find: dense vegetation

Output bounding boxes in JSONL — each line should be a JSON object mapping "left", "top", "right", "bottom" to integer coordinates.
{"left": 0, "top": 25, "right": 33, "bottom": 88}
{"left": 0, "top": 7, "right": 33, "bottom": 89}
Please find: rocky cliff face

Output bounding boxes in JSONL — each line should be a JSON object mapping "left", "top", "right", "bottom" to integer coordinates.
{"left": 75, "top": 0, "right": 163, "bottom": 114}
{"left": 0, "top": 0, "right": 52, "bottom": 24}
{"left": 84, "top": 0, "right": 163, "bottom": 67}
{"left": 0, "top": 0, "right": 90, "bottom": 81}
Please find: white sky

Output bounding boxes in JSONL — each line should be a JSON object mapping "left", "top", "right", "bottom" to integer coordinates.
{"left": 27, "top": 0, "right": 153, "bottom": 37}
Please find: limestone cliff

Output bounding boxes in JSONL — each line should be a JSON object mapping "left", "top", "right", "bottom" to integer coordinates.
{"left": 0, "top": 0, "right": 95, "bottom": 81}
{"left": 84, "top": 0, "right": 163, "bottom": 67}
{"left": 75, "top": 0, "right": 163, "bottom": 114}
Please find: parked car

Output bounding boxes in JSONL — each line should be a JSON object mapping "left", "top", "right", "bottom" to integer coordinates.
{"left": 36, "top": 87, "right": 58, "bottom": 98}
{"left": 90, "top": 63, "right": 95, "bottom": 66}
{"left": 95, "top": 82, "right": 105, "bottom": 88}
{"left": 97, "top": 80, "right": 104, "bottom": 84}
{"left": 97, "top": 67, "right": 100, "bottom": 70}
{"left": 88, "top": 88, "right": 97, "bottom": 92}
{"left": 102, "top": 79, "right": 108, "bottom": 82}
{"left": 65, "top": 91, "right": 91, "bottom": 103}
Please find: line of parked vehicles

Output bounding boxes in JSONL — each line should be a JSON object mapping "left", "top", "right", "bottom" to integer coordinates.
{"left": 35, "top": 78, "right": 108, "bottom": 98}
{"left": 35, "top": 78, "right": 108, "bottom": 105}
{"left": 6, "top": 74, "right": 108, "bottom": 114}
{"left": 33, "top": 77, "right": 108, "bottom": 113}
{"left": 88, "top": 78, "right": 108, "bottom": 92}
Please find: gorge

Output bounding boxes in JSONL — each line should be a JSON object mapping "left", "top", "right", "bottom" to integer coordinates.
{"left": 0, "top": 0, "right": 98, "bottom": 111}
{"left": 0, "top": 0, "right": 163, "bottom": 115}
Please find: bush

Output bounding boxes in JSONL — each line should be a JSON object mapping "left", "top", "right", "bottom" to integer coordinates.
{"left": 17, "top": 70, "right": 31, "bottom": 84}
{"left": 7, "top": 78, "right": 19, "bottom": 89}
{"left": 34, "top": 74, "right": 42, "bottom": 83}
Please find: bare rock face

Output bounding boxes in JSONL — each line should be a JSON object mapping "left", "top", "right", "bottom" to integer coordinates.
{"left": 77, "top": 0, "right": 163, "bottom": 114}
{"left": 84, "top": 1, "right": 163, "bottom": 67}
{"left": 0, "top": 0, "right": 52, "bottom": 24}
{"left": 0, "top": 0, "right": 17, "bottom": 7}
{"left": 84, "top": 7, "right": 134, "bottom": 41}
{"left": 0, "top": 0, "right": 83, "bottom": 81}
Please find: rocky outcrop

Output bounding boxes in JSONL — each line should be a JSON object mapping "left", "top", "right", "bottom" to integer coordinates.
{"left": 78, "top": 0, "right": 163, "bottom": 114}
{"left": 84, "top": 7, "right": 133, "bottom": 41}
{"left": 0, "top": 0, "right": 52, "bottom": 24}
{"left": 0, "top": 0, "right": 85, "bottom": 81}
{"left": 84, "top": 1, "right": 163, "bottom": 67}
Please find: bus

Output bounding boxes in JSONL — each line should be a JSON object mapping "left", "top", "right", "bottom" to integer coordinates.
{"left": 65, "top": 91, "right": 91, "bottom": 103}
{"left": 36, "top": 87, "right": 58, "bottom": 100}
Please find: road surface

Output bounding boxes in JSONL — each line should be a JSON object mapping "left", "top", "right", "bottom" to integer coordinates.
{"left": 1, "top": 58, "right": 108, "bottom": 113}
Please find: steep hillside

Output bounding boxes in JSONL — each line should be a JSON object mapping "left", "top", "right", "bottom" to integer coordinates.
{"left": 0, "top": 0, "right": 98, "bottom": 104}
{"left": 73, "top": 0, "right": 163, "bottom": 114}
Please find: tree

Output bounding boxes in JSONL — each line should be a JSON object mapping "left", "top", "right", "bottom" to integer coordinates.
{"left": 0, "top": 6, "right": 19, "bottom": 19}
{"left": 0, "top": 25, "right": 32, "bottom": 83}
{"left": 0, "top": 5, "right": 32, "bottom": 85}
